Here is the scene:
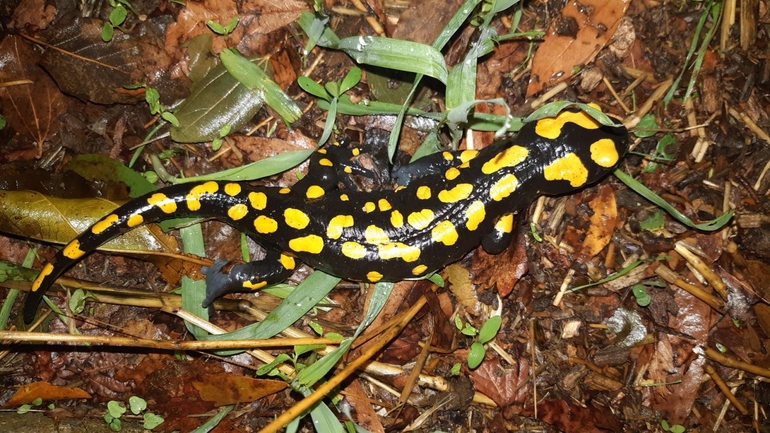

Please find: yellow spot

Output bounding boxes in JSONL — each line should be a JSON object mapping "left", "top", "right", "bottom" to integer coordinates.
{"left": 366, "top": 271, "right": 383, "bottom": 282}
{"left": 352, "top": 148, "right": 360, "bottom": 156}
{"left": 279, "top": 253, "right": 296, "bottom": 270}
{"left": 306, "top": 185, "right": 325, "bottom": 199}
{"left": 460, "top": 150, "right": 478, "bottom": 162}
{"left": 390, "top": 210, "right": 404, "bottom": 228}
{"left": 442, "top": 151, "right": 454, "bottom": 161}
{"left": 459, "top": 161, "right": 470, "bottom": 169}
{"left": 535, "top": 109, "right": 600, "bottom": 139}
{"left": 344, "top": 166, "right": 353, "bottom": 174}
{"left": 438, "top": 183, "right": 473, "bottom": 203}
{"left": 326, "top": 215, "right": 354, "bottom": 239}
{"left": 127, "top": 213, "right": 143, "bottom": 227}
{"left": 249, "top": 192, "right": 267, "bottom": 210}
{"left": 224, "top": 183, "right": 241, "bottom": 196}
{"left": 590, "top": 138, "right": 620, "bottom": 167}
{"left": 279, "top": 188, "right": 291, "bottom": 194}
{"left": 289, "top": 235, "right": 324, "bottom": 254}
{"left": 543, "top": 153, "right": 588, "bottom": 187}
{"left": 481, "top": 146, "right": 529, "bottom": 174}
{"left": 394, "top": 185, "right": 406, "bottom": 192}
{"left": 254, "top": 216, "right": 278, "bottom": 234}
{"left": 318, "top": 148, "right": 327, "bottom": 154}
{"left": 284, "top": 208, "right": 310, "bottom": 229}
{"left": 489, "top": 174, "right": 519, "bottom": 202}
{"left": 445, "top": 167, "right": 461, "bottom": 180}
{"left": 186, "top": 181, "right": 219, "bottom": 211}
{"left": 364, "top": 225, "right": 390, "bottom": 244}
{"left": 431, "top": 220, "right": 459, "bottom": 246}
{"left": 243, "top": 280, "right": 268, "bottom": 290}
{"left": 378, "top": 242, "right": 420, "bottom": 262}
{"left": 63, "top": 240, "right": 85, "bottom": 260}
{"left": 465, "top": 200, "right": 486, "bottom": 231}
{"left": 495, "top": 214, "right": 514, "bottom": 234}
{"left": 407, "top": 209, "right": 434, "bottom": 230}
{"left": 363, "top": 202, "right": 376, "bottom": 213}
{"left": 378, "top": 199, "right": 392, "bottom": 211}
{"left": 341, "top": 241, "right": 367, "bottom": 259}
{"left": 148, "top": 193, "right": 177, "bottom": 214}
{"left": 31, "top": 263, "right": 54, "bottom": 292}
{"left": 319, "top": 158, "right": 333, "bottom": 167}
{"left": 340, "top": 194, "right": 349, "bottom": 201}
{"left": 416, "top": 186, "right": 431, "bottom": 200}
{"left": 228, "top": 203, "right": 248, "bottom": 221}
{"left": 411, "top": 264, "right": 428, "bottom": 276}
{"left": 92, "top": 214, "right": 119, "bottom": 234}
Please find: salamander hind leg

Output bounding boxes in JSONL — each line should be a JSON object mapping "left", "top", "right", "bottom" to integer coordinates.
{"left": 201, "top": 249, "right": 296, "bottom": 307}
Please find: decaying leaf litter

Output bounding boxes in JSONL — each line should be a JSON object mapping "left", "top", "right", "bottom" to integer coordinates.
{"left": 1, "top": 0, "right": 769, "bottom": 431}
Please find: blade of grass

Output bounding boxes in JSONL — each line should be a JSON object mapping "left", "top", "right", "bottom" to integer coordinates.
{"left": 614, "top": 169, "right": 733, "bottom": 231}
{"left": 219, "top": 49, "right": 302, "bottom": 123}
{"left": 174, "top": 150, "right": 313, "bottom": 183}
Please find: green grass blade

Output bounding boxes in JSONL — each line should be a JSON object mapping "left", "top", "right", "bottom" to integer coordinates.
{"left": 180, "top": 224, "right": 209, "bottom": 338}
{"left": 175, "top": 150, "right": 313, "bottom": 183}
{"left": 219, "top": 49, "right": 302, "bottom": 123}
{"left": 614, "top": 169, "right": 733, "bottom": 231}
{"left": 334, "top": 36, "right": 448, "bottom": 84}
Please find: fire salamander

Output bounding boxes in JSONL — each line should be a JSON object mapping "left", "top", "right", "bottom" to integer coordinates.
{"left": 23, "top": 108, "right": 628, "bottom": 323}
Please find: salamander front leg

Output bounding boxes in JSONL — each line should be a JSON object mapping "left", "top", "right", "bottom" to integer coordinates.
{"left": 481, "top": 213, "right": 515, "bottom": 255}
{"left": 201, "top": 250, "right": 296, "bottom": 307}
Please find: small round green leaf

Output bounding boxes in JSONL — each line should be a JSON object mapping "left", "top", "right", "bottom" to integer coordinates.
{"left": 467, "top": 342, "right": 486, "bottom": 369}
{"left": 109, "top": 5, "right": 127, "bottom": 26}
{"left": 143, "top": 413, "right": 165, "bottom": 429}
{"left": 101, "top": 22, "right": 114, "bottom": 42}
{"left": 478, "top": 315, "right": 501, "bottom": 344}
{"left": 107, "top": 401, "right": 126, "bottom": 418}
{"left": 128, "top": 396, "right": 146, "bottom": 415}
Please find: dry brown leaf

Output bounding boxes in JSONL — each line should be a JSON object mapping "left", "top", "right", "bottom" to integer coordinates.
{"left": 470, "top": 233, "right": 529, "bottom": 298}
{"left": 0, "top": 36, "right": 66, "bottom": 158}
{"left": 5, "top": 381, "right": 91, "bottom": 406}
{"left": 470, "top": 357, "right": 530, "bottom": 407}
{"left": 526, "top": 0, "right": 630, "bottom": 97}
{"left": 192, "top": 373, "right": 287, "bottom": 406}
{"left": 574, "top": 184, "right": 618, "bottom": 262}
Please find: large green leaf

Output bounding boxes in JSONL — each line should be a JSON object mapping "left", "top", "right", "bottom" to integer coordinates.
{"left": 170, "top": 60, "right": 266, "bottom": 143}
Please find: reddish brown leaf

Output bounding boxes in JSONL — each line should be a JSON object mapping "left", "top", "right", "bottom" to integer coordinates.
{"left": 0, "top": 36, "right": 66, "bottom": 158}
{"left": 192, "top": 373, "right": 287, "bottom": 406}
{"left": 164, "top": 0, "right": 307, "bottom": 56}
{"left": 538, "top": 399, "right": 622, "bottom": 433}
{"left": 5, "top": 382, "right": 91, "bottom": 406}
{"left": 9, "top": 0, "right": 57, "bottom": 30}
{"left": 526, "top": 0, "right": 629, "bottom": 97}
{"left": 470, "top": 357, "right": 530, "bottom": 407}
{"left": 470, "top": 233, "right": 529, "bottom": 298}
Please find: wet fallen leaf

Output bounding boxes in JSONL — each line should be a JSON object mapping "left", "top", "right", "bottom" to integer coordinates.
{"left": 5, "top": 382, "right": 91, "bottom": 406}
{"left": 192, "top": 373, "right": 287, "bottom": 406}
{"left": 526, "top": 0, "right": 630, "bottom": 97}
{"left": 36, "top": 17, "right": 176, "bottom": 105}
{"left": 0, "top": 36, "right": 66, "bottom": 157}
{"left": 0, "top": 190, "right": 181, "bottom": 254}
